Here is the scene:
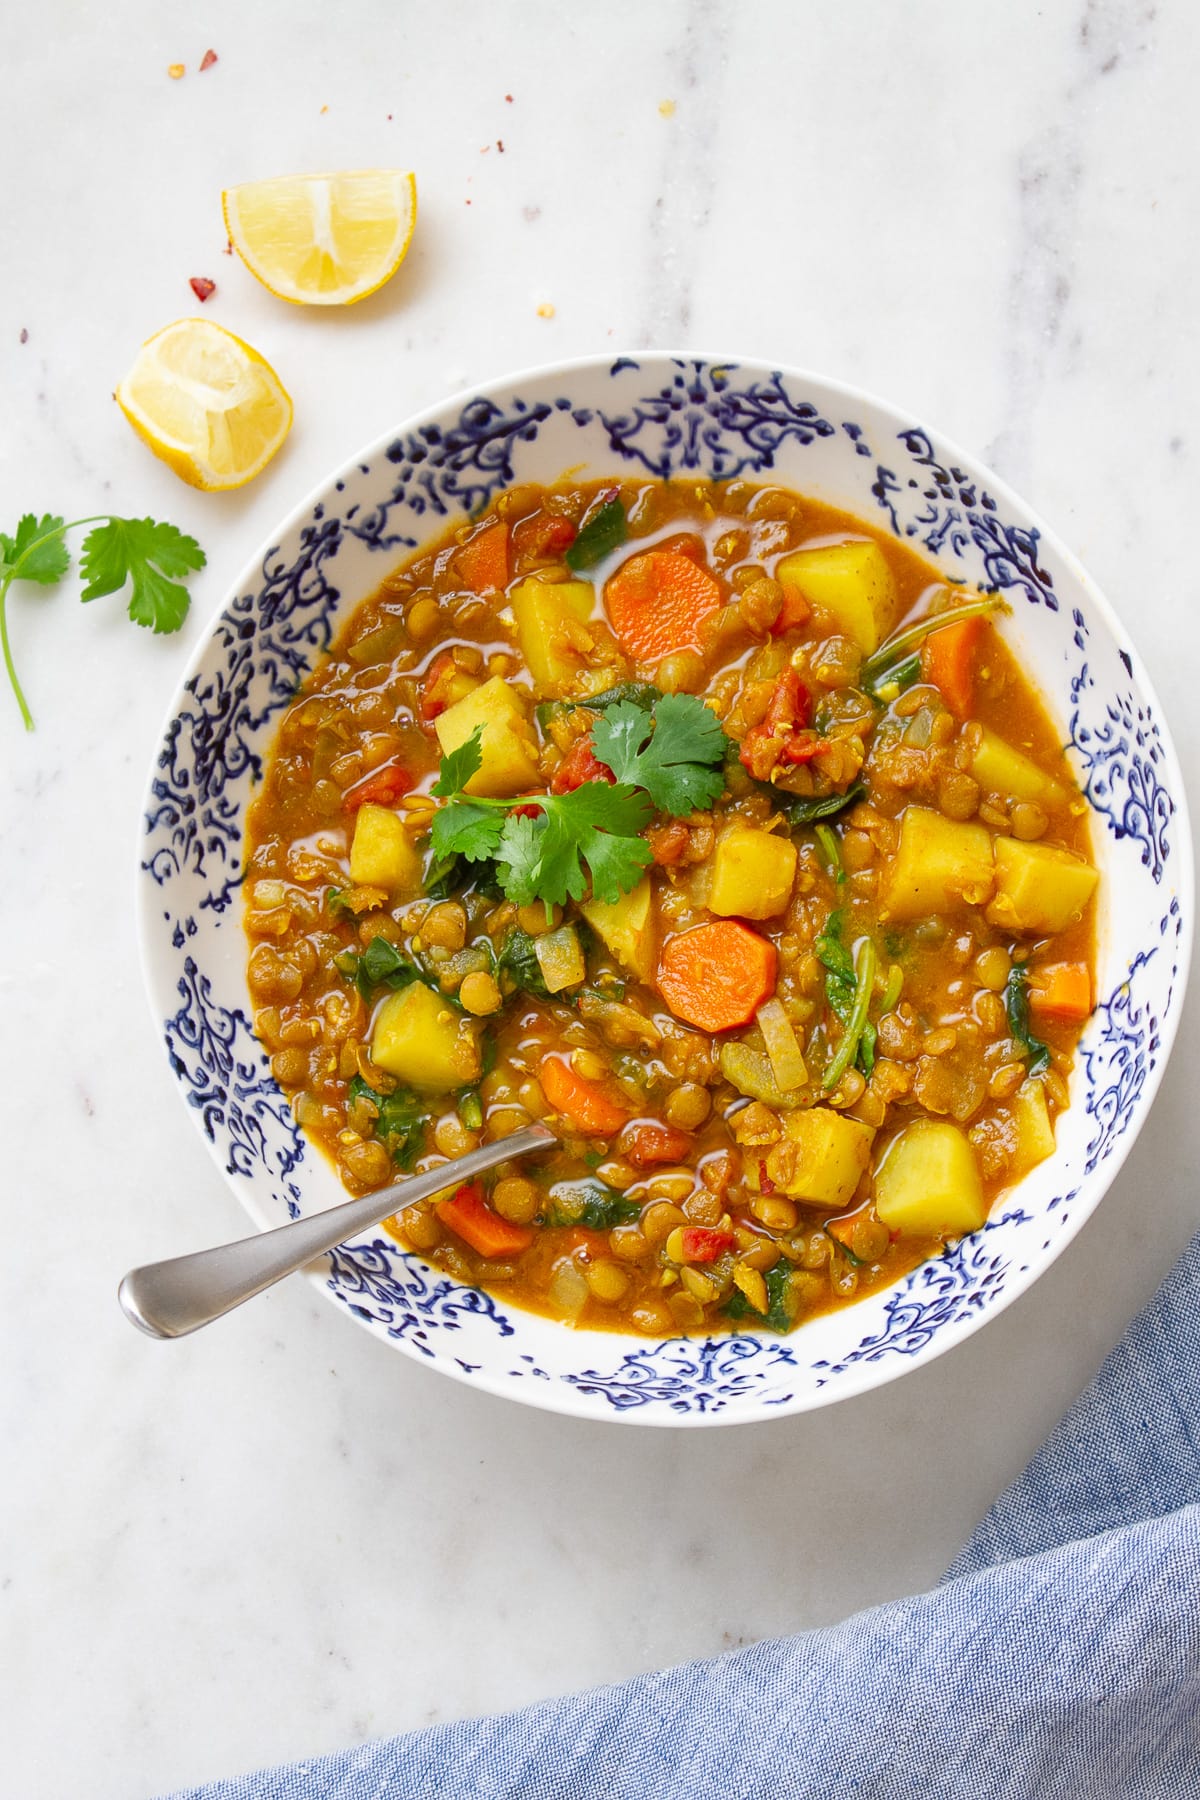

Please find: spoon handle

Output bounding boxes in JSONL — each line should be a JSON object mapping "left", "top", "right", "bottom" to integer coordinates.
{"left": 118, "top": 1122, "right": 558, "bottom": 1340}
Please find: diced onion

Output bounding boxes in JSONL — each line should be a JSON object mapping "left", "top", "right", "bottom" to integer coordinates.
{"left": 548, "top": 1256, "right": 590, "bottom": 1321}
{"left": 755, "top": 999, "right": 808, "bottom": 1090}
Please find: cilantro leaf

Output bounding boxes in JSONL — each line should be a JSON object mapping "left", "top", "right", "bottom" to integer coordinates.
{"left": 430, "top": 798, "right": 506, "bottom": 866}
{"left": 1, "top": 509, "right": 205, "bottom": 731}
{"left": 591, "top": 694, "right": 727, "bottom": 815}
{"left": 494, "top": 784, "right": 652, "bottom": 908}
{"left": 432, "top": 726, "right": 484, "bottom": 798}
{"left": 0, "top": 514, "right": 70, "bottom": 586}
{"left": 79, "top": 517, "right": 204, "bottom": 634}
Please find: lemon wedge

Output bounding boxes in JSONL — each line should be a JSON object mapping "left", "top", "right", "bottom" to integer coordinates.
{"left": 223, "top": 169, "right": 418, "bottom": 306}
{"left": 116, "top": 319, "right": 292, "bottom": 491}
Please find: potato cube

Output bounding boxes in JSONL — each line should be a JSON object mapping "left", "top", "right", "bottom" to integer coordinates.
{"left": 1009, "top": 1078, "right": 1056, "bottom": 1177}
{"left": 435, "top": 676, "right": 540, "bottom": 797}
{"left": 371, "top": 982, "right": 481, "bottom": 1093}
{"left": 986, "top": 837, "right": 1099, "bottom": 936}
{"left": 970, "top": 727, "right": 1065, "bottom": 807}
{"left": 880, "top": 805, "right": 995, "bottom": 921}
{"left": 579, "top": 876, "right": 656, "bottom": 981}
{"left": 707, "top": 823, "right": 798, "bottom": 920}
{"left": 348, "top": 803, "right": 421, "bottom": 896}
{"left": 874, "top": 1119, "right": 986, "bottom": 1238}
{"left": 775, "top": 541, "right": 898, "bottom": 654}
{"left": 762, "top": 1107, "right": 874, "bottom": 1207}
{"left": 510, "top": 577, "right": 594, "bottom": 694}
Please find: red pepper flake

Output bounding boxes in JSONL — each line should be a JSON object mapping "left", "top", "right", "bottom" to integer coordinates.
{"left": 223, "top": 238, "right": 234, "bottom": 256}
{"left": 505, "top": 93, "right": 513, "bottom": 102}
{"left": 497, "top": 139, "right": 505, "bottom": 152}
{"left": 189, "top": 276, "right": 216, "bottom": 302}
{"left": 19, "top": 328, "right": 28, "bottom": 345}
{"left": 199, "top": 48, "right": 218, "bottom": 71}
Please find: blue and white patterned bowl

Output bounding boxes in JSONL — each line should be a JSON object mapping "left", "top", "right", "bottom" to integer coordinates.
{"left": 138, "top": 354, "right": 1192, "bottom": 1426}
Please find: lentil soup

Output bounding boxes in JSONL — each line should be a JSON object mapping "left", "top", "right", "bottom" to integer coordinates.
{"left": 244, "top": 476, "right": 1098, "bottom": 1338}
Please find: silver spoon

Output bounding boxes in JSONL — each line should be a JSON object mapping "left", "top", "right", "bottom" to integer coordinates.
{"left": 118, "top": 1121, "right": 559, "bottom": 1340}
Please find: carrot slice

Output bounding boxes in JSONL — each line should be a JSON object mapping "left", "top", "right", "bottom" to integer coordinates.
{"left": 454, "top": 521, "right": 509, "bottom": 594}
{"left": 540, "top": 1055, "right": 629, "bottom": 1135}
{"left": 921, "top": 615, "right": 987, "bottom": 718}
{"left": 1028, "top": 962, "right": 1092, "bottom": 1023}
{"left": 436, "top": 1182, "right": 535, "bottom": 1258}
{"left": 657, "top": 921, "right": 778, "bottom": 1032}
{"left": 604, "top": 549, "right": 723, "bottom": 661}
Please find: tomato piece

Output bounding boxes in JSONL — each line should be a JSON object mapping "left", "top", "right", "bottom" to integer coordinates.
{"left": 679, "top": 1227, "right": 736, "bottom": 1263}
{"left": 343, "top": 761, "right": 413, "bottom": 810}
{"left": 550, "top": 734, "right": 616, "bottom": 794}
{"left": 419, "top": 650, "right": 456, "bottom": 724}
{"left": 620, "top": 1122, "right": 691, "bottom": 1168}
{"left": 513, "top": 511, "right": 578, "bottom": 561}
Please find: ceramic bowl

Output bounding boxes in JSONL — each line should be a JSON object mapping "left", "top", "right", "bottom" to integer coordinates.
{"left": 138, "top": 354, "right": 1192, "bottom": 1426}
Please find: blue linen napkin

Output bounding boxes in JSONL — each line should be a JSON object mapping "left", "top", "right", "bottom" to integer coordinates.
{"left": 170, "top": 1234, "right": 1200, "bottom": 1800}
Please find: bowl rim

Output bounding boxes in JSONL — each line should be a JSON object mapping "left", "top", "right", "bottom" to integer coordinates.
{"left": 135, "top": 349, "right": 1195, "bottom": 1425}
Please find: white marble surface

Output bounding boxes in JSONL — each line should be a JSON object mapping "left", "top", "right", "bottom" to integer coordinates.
{"left": 3, "top": 2, "right": 1199, "bottom": 1795}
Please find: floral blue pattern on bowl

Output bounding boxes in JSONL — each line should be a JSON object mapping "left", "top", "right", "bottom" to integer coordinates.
{"left": 138, "top": 355, "right": 1192, "bottom": 1426}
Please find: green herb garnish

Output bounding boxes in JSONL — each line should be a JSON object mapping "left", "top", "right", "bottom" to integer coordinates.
{"left": 1, "top": 512, "right": 205, "bottom": 729}
{"left": 590, "top": 693, "right": 728, "bottom": 814}
{"left": 1004, "top": 963, "right": 1051, "bottom": 1076}
{"left": 430, "top": 695, "right": 726, "bottom": 908}
{"left": 565, "top": 497, "right": 627, "bottom": 571}
{"left": 348, "top": 1074, "right": 427, "bottom": 1169}
{"left": 726, "top": 1262, "right": 795, "bottom": 1333}
{"left": 541, "top": 1178, "right": 641, "bottom": 1230}
{"left": 326, "top": 886, "right": 355, "bottom": 921}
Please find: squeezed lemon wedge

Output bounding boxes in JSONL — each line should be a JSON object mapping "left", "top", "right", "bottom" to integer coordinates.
{"left": 223, "top": 169, "right": 418, "bottom": 306}
{"left": 116, "top": 319, "right": 292, "bottom": 491}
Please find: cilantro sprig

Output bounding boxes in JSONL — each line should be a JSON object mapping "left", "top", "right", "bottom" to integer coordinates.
{"left": 430, "top": 694, "right": 727, "bottom": 909}
{"left": 590, "top": 693, "right": 727, "bottom": 813}
{"left": 0, "top": 512, "right": 205, "bottom": 729}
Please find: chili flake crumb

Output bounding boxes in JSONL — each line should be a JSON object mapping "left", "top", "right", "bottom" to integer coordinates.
{"left": 537, "top": 303, "right": 556, "bottom": 320}
{"left": 223, "top": 238, "right": 233, "bottom": 255}
{"left": 19, "top": 328, "right": 28, "bottom": 344}
{"left": 189, "top": 277, "right": 216, "bottom": 302}
{"left": 497, "top": 139, "right": 505, "bottom": 152}
{"left": 168, "top": 63, "right": 185, "bottom": 79}
{"left": 505, "top": 93, "right": 513, "bottom": 102}
{"left": 200, "top": 48, "right": 218, "bottom": 71}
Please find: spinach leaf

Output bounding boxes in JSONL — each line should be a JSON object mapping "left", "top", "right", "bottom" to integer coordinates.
{"left": 335, "top": 935, "right": 420, "bottom": 1003}
{"left": 1004, "top": 964, "right": 1051, "bottom": 1076}
{"left": 815, "top": 910, "right": 856, "bottom": 1024}
{"left": 565, "top": 498, "right": 627, "bottom": 571}
{"left": 424, "top": 850, "right": 505, "bottom": 901}
{"left": 541, "top": 1178, "right": 642, "bottom": 1230}
{"left": 777, "top": 781, "right": 868, "bottom": 827}
{"left": 497, "top": 927, "right": 552, "bottom": 1000}
{"left": 348, "top": 1074, "right": 428, "bottom": 1169}
{"left": 726, "top": 1262, "right": 795, "bottom": 1333}
{"left": 535, "top": 681, "right": 663, "bottom": 732}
